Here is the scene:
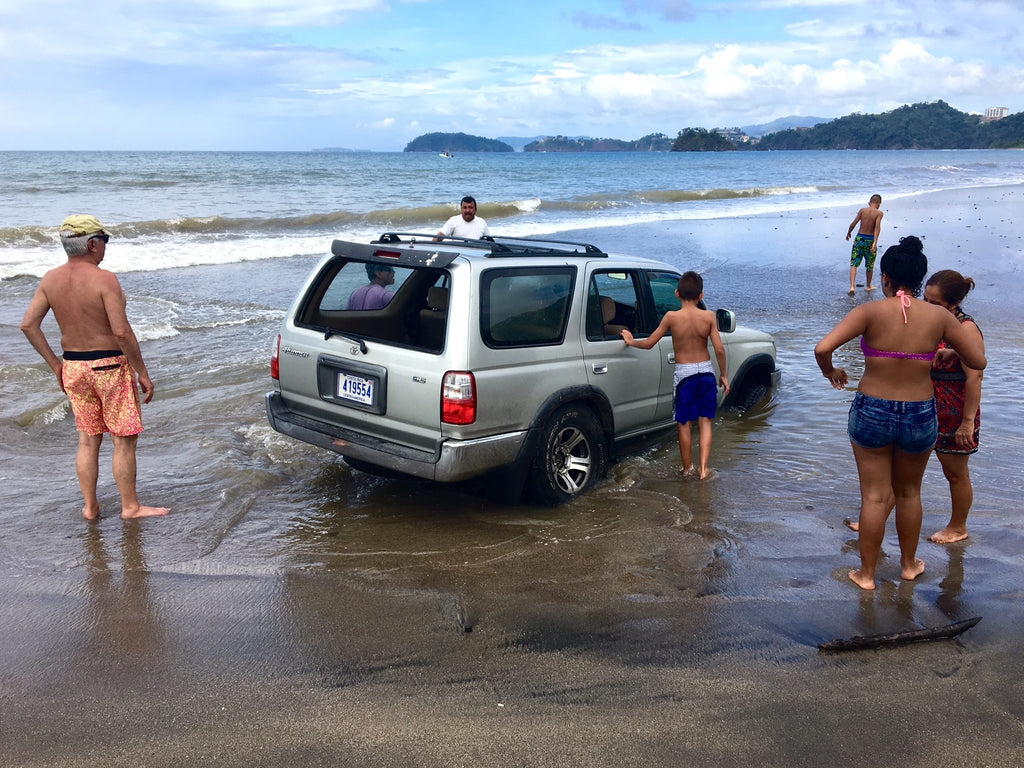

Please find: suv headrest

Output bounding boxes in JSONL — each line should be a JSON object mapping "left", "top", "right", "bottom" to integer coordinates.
{"left": 427, "top": 286, "right": 449, "bottom": 311}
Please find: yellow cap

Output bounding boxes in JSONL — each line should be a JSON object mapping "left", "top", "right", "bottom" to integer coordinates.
{"left": 60, "top": 214, "right": 108, "bottom": 237}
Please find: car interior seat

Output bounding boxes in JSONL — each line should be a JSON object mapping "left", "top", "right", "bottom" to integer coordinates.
{"left": 418, "top": 286, "right": 449, "bottom": 350}
{"left": 600, "top": 295, "right": 629, "bottom": 337}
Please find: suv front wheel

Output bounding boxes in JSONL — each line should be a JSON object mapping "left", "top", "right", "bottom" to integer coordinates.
{"left": 528, "top": 405, "right": 608, "bottom": 505}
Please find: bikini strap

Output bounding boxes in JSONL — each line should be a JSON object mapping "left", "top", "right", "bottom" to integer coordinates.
{"left": 895, "top": 290, "right": 911, "bottom": 324}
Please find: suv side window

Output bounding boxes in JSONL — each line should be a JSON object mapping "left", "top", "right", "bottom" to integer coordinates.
{"left": 586, "top": 271, "right": 641, "bottom": 341}
{"left": 481, "top": 267, "right": 575, "bottom": 348}
{"left": 646, "top": 270, "right": 683, "bottom": 328}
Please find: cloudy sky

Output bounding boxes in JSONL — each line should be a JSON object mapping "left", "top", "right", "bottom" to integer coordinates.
{"left": 1, "top": 0, "right": 1022, "bottom": 151}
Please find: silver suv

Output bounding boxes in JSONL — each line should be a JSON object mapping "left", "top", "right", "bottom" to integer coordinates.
{"left": 266, "top": 233, "right": 779, "bottom": 504}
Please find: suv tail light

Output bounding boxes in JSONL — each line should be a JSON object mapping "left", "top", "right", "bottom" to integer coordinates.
{"left": 442, "top": 371, "right": 476, "bottom": 424}
{"left": 270, "top": 335, "right": 281, "bottom": 380}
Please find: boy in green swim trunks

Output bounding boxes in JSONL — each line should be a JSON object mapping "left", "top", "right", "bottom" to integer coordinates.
{"left": 846, "top": 194, "right": 883, "bottom": 295}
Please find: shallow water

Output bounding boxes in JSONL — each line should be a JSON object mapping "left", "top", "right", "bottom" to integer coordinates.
{"left": 3, "top": 215, "right": 1021, "bottom": 609}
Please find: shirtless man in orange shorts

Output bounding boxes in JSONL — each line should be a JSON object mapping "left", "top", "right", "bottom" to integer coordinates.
{"left": 21, "top": 215, "right": 168, "bottom": 520}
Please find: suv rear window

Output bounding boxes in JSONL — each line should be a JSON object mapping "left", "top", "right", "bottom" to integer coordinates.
{"left": 480, "top": 267, "right": 575, "bottom": 348}
{"left": 296, "top": 259, "right": 448, "bottom": 351}
{"left": 314, "top": 261, "right": 413, "bottom": 311}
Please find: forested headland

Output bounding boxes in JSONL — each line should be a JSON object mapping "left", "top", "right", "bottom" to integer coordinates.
{"left": 403, "top": 102, "right": 1024, "bottom": 153}
{"left": 522, "top": 133, "right": 673, "bottom": 152}
{"left": 753, "top": 101, "right": 1024, "bottom": 150}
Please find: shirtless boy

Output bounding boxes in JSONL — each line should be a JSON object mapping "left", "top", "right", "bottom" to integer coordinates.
{"left": 21, "top": 215, "right": 169, "bottom": 521}
{"left": 846, "top": 194, "right": 884, "bottom": 295}
{"left": 622, "top": 271, "right": 729, "bottom": 479}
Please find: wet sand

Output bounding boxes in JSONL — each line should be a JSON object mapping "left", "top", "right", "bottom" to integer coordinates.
{"left": 2, "top": 185, "right": 1024, "bottom": 767}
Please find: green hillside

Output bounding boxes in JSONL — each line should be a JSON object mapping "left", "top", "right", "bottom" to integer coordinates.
{"left": 754, "top": 101, "right": 1024, "bottom": 150}
{"left": 524, "top": 133, "right": 673, "bottom": 152}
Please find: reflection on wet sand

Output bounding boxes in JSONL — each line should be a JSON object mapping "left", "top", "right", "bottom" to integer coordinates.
{"left": 935, "top": 543, "right": 966, "bottom": 616}
{"left": 81, "top": 521, "right": 162, "bottom": 658}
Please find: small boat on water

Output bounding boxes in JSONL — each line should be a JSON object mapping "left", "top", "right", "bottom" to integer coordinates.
{"left": 439, "top": 151, "right": 453, "bottom": 158}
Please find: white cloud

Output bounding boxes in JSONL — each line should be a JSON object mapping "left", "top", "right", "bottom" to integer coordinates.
{"left": 0, "top": 0, "right": 1021, "bottom": 149}
{"left": 697, "top": 45, "right": 763, "bottom": 99}
{"left": 816, "top": 60, "right": 869, "bottom": 97}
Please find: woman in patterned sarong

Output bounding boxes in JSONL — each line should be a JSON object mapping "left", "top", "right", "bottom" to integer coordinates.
{"left": 924, "top": 269, "right": 985, "bottom": 544}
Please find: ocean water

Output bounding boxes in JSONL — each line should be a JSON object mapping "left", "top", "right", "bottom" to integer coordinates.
{"left": 1, "top": 149, "right": 1021, "bottom": 557}
{"left": 3, "top": 148, "right": 1024, "bottom": 280}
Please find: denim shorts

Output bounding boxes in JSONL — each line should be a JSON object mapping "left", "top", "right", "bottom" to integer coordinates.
{"left": 847, "top": 392, "right": 937, "bottom": 453}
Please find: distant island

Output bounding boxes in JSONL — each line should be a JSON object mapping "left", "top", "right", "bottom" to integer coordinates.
{"left": 404, "top": 132, "right": 513, "bottom": 153}
{"left": 670, "top": 128, "right": 737, "bottom": 152}
{"left": 524, "top": 133, "right": 674, "bottom": 152}
{"left": 403, "top": 102, "right": 1024, "bottom": 153}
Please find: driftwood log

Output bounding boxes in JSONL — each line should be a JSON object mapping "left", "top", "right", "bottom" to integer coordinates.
{"left": 819, "top": 616, "right": 981, "bottom": 652}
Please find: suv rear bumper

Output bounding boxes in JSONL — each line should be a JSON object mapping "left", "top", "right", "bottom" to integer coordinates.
{"left": 265, "top": 392, "right": 527, "bottom": 482}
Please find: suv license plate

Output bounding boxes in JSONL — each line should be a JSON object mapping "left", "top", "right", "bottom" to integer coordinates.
{"left": 337, "top": 372, "right": 375, "bottom": 405}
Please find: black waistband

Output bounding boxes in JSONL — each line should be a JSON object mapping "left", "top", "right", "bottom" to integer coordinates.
{"left": 931, "top": 369, "right": 967, "bottom": 382}
{"left": 63, "top": 349, "right": 124, "bottom": 361}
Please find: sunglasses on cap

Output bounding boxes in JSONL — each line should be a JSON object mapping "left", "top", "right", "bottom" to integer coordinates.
{"left": 89, "top": 233, "right": 110, "bottom": 243}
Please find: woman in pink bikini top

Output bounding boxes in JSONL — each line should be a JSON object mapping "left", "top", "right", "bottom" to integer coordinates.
{"left": 858, "top": 292, "right": 936, "bottom": 362}
{"left": 814, "top": 236, "right": 987, "bottom": 592}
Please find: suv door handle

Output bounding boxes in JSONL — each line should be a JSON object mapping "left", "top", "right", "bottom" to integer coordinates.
{"left": 592, "top": 362, "right": 608, "bottom": 374}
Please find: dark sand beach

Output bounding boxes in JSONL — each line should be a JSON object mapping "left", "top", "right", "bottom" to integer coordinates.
{"left": 2, "top": 186, "right": 1023, "bottom": 767}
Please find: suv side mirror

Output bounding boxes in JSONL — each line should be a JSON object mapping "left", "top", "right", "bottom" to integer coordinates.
{"left": 716, "top": 308, "right": 736, "bottom": 334}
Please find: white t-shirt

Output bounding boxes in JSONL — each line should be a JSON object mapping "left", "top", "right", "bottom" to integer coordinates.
{"left": 440, "top": 214, "right": 490, "bottom": 239}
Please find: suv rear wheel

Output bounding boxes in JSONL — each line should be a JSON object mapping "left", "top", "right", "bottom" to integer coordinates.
{"left": 528, "top": 405, "right": 607, "bottom": 505}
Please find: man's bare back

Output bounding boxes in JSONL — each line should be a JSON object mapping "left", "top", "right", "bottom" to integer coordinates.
{"left": 41, "top": 260, "right": 127, "bottom": 352}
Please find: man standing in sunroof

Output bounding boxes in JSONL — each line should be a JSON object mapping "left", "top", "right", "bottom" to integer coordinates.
{"left": 436, "top": 196, "right": 490, "bottom": 240}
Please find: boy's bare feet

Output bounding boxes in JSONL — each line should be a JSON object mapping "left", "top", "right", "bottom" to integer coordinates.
{"left": 847, "top": 288, "right": 855, "bottom": 296}
{"left": 82, "top": 505, "right": 101, "bottom": 521}
{"left": 901, "top": 558, "right": 926, "bottom": 581}
{"left": 843, "top": 517, "right": 859, "bottom": 532}
{"left": 848, "top": 569, "right": 875, "bottom": 590}
{"left": 121, "top": 505, "right": 170, "bottom": 519}
{"left": 865, "top": 285, "right": 876, "bottom": 291}
{"left": 680, "top": 466, "right": 696, "bottom": 477}
{"left": 929, "top": 526, "right": 968, "bottom": 544}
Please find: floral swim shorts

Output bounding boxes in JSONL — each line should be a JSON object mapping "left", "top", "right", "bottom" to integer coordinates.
{"left": 850, "top": 234, "right": 877, "bottom": 272}
{"left": 61, "top": 351, "right": 143, "bottom": 436}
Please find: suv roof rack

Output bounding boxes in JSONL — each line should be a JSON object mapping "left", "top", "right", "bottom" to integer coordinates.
{"left": 373, "top": 232, "right": 607, "bottom": 258}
